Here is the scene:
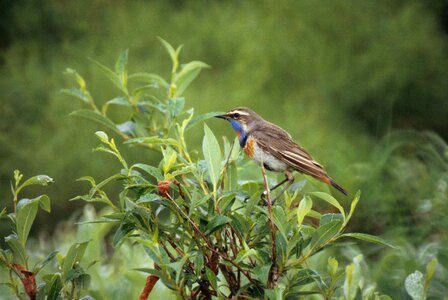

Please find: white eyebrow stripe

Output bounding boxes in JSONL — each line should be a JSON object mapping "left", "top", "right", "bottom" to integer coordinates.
{"left": 230, "top": 110, "right": 250, "bottom": 116}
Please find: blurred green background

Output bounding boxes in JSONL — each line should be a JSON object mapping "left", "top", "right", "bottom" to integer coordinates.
{"left": 1, "top": 0, "right": 448, "bottom": 297}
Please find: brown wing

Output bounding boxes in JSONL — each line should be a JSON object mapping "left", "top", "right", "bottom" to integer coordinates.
{"left": 250, "top": 124, "right": 328, "bottom": 180}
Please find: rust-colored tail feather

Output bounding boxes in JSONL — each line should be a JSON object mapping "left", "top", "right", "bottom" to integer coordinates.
{"left": 329, "top": 178, "right": 348, "bottom": 196}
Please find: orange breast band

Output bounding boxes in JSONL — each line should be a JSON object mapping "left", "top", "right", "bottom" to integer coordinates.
{"left": 243, "top": 138, "right": 255, "bottom": 157}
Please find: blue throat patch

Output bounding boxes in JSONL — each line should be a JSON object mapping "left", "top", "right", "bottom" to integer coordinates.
{"left": 229, "top": 119, "right": 247, "bottom": 147}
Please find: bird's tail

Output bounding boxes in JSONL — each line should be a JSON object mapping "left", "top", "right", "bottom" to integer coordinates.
{"left": 319, "top": 175, "right": 348, "bottom": 196}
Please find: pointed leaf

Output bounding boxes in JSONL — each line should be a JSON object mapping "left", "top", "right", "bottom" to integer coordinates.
{"left": 70, "top": 110, "right": 117, "bottom": 132}
{"left": 115, "top": 49, "right": 128, "bottom": 88}
{"left": 186, "top": 111, "right": 225, "bottom": 130}
{"left": 173, "top": 61, "right": 210, "bottom": 96}
{"left": 204, "top": 215, "right": 232, "bottom": 235}
{"left": 202, "top": 124, "right": 222, "bottom": 193}
{"left": 129, "top": 72, "right": 169, "bottom": 88}
{"left": 5, "top": 234, "right": 27, "bottom": 265}
{"left": 62, "top": 241, "right": 90, "bottom": 280}
{"left": 341, "top": 233, "right": 397, "bottom": 249}
{"left": 90, "top": 59, "right": 127, "bottom": 94}
{"left": 297, "top": 196, "right": 312, "bottom": 230}
{"left": 309, "top": 192, "right": 345, "bottom": 219}
{"left": 309, "top": 220, "right": 342, "bottom": 251}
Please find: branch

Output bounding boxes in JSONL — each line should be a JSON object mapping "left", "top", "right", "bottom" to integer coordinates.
{"left": 260, "top": 164, "right": 279, "bottom": 288}
{"left": 139, "top": 275, "right": 160, "bottom": 300}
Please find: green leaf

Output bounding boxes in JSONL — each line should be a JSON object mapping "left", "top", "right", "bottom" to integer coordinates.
{"left": 297, "top": 196, "right": 312, "bottom": 230}
{"left": 5, "top": 234, "right": 27, "bottom": 265}
{"left": 424, "top": 258, "right": 437, "bottom": 292}
{"left": 115, "top": 49, "right": 129, "bottom": 88}
{"left": 173, "top": 61, "right": 210, "bottom": 97}
{"left": 38, "top": 195, "right": 51, "bottom": 213}
{"left": 159, "top": 37, "right": 179, "bottom": 71}
{"left": 102, "top": 97, "right": 131, "bottom": 115}
{"left": 309, "top": 220, "right": 342, "bottom": 251}
{"left": 161, "top": 146, "right": 178, "bottom": 175}
{"left": 34, "top": 251, "right": 58, "bottom": 273}
{"left": 309, "top": 192, "right": 345, "bottom": 220}
{"left": 61, "top": 87, "right": 90, "bottom": 104}
{"left": 205, "top": 267, "right": 218, "bottom": 291}
{"left": 91, "top": 58, "right": 127, "bottom": 94}
{"left": 345, "top": 191, "right": 361, "bottom": 225}
{"left": 341, "top": 233, "right": 397, "bottom": 249}
{"left": 70, "top": 109, "right": 117, "bottom": 132}
{"left": 132, "top": 163, "right": 163, "bottom": 181}
{"left": 45, "top": 274, "right": 63, "bottom": 300}
{"left": 62, "top": 241, "right": 90, "bottom": 280}
{"left": 405, "top": 271, "right": 424, "bottom": 300}
{"left": 202, "top": 124, "right": 222, "bottom": 194}
{"left": 167, "top": 97, "right": 185, "bottom": 118}
{"left": 19, "top": 175, "right": 54, "bottom": 191}
{"left": 186, "top": 111, "right": 225, "bottom": 130}
{"left": 16, "top": 197, "right": 40, "bottom": 245}
{"left": 126, "top": 136, "right": 181, "bottom": 149}
{"left": 129, "top": 72, "right": 169, "bottom": 88}
{"left": 320, "top": 213, "right": 344, "bottom": 226}
{"left": 168, "top": 253, "right": 190, "bottom": 284}
{"left": 204, "top": 215, "right": 232, "bottom": 235}
{"left": 113, "top": 222, "right": 135, "bottom": 247}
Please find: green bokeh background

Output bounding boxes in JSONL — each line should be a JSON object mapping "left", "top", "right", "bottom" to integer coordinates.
{"left": 1, "top": 0, "right": 448, "bottom": 298}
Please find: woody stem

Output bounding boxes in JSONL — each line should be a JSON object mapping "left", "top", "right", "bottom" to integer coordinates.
{"left": 260, "top": 164, "right": 278, "bottom": 288}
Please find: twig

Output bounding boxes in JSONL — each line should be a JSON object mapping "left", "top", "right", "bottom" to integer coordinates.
{"left": 139, "top": 275, "right": 160, "bottom": 300}
{"left": 165, "top": 193, "right": 259, "bottom": 288}
{"left": 260, "top": 164, "right": 279, "bottom": 288}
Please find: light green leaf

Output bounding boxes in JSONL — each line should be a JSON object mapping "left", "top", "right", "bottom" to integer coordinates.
{"left": 16, "top": 198, "right": 40, "bottom": 245}
{"left": 62, "top": 240, "right": 90, "bottom": 280}
{"left": 125, "top": 136, "right": 181, "bottom": 149}
{"left": 297, "top": 196, "right": 312, "bottom": 230}
{"left": 158, "top": 37, "right": 179, "bottom": 73}
{"left": 61, "top": 87, "right": 90, "bottom": 104}
{"left": 167, "top": 97, "right": 185, "bottom": 118}
{"left": 341, "top": 233, "right": 397, "bottom": 249}
{"left": 424, "top": 258, "right": 437, "bottom": 292}
{"left": 37, "top": 195, "right": 51, "bottom": 213}
{"left": 19, "top": 175, "right": 54, "bottom": 191}
{"left": 115, "top": 49, "right": 128, "bottom": 88}
{"left": 91, "top": 58, "right": 127, "bottom": 94}
{"left": 102, "top": 97, "right": 131, "bottom": 115}
{"left": 202, "top": 124, "right": 222, "bottom": 194}
{"left": 405, "top": 271, "right": 424, "bottom": 300}
{"left": 5, "top": 234, "right": 27, "bottom": 265}
{"left": 70, "top": 109, "right": 117, "bottom": 132}
{"left": 173, "top": 61, "right": 210, "bottom": 97}
{"left": 129, "top": 72, "right": 169, "bottom": 88}
{"left": 161, "top": 146, "right": 178, "bottom": 175}
{"left": 345, "top": 191, "right": 361, "bottom": 225}
{"left": 186, "top": 111, "right": 225, "bottom": 130}
{"left": 309, "top": 192, "right": 345, "bottom": 220}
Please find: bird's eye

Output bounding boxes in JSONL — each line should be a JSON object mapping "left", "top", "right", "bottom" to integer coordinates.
{"left": 233, "top": 113, "right": 240, "bottom": 118}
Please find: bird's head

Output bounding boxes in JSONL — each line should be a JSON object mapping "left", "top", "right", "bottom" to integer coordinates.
{"left": 215, "top": 107, "right": 261, "bottom": 132}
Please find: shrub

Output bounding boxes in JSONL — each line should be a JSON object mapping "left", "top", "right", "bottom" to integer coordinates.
{"left": 61, "top": 40, "right": 394, "bottom": 299}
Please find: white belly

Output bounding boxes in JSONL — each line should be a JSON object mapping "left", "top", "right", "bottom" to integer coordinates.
{"left": 252, "top": 142, "right": 288, "bottom": 172}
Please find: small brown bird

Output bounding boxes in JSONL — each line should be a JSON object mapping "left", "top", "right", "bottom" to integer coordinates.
{"left": 216, "top": 107, "right": 347, "bottom": 198}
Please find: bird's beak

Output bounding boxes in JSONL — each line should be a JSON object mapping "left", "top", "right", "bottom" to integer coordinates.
{"left": 214, "top": 113, "right": 228, "bottom": 120}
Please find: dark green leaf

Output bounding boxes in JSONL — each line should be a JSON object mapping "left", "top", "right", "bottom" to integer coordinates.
{"left": 46, "top": 274, "right": 63, "bottom": 300}
{"left": 112, "top": 222, "right": 135, "bottom": 247}
{"left": 309, "top": 220, "right": 342, "bottom": 251}
{"left": 204, "top": 215, "right": 232, "bottom": 235}
{"left": 205, "top": 267, "right": 218, "bottom": 290}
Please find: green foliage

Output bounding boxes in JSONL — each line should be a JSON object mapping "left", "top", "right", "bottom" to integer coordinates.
{"left": 0, "top": 171, "right": 93, "bottom": 299}
{"left": 60, "top": 40, "right": 399, "bottom": 298}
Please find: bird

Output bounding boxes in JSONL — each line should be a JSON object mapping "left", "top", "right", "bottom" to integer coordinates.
{"left": 215, "top": 107, "right": 348, "bottom": 199}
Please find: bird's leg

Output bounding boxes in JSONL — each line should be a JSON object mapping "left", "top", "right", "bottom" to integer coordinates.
{"left": 261, "top": 171, "right": 295, "bottom": 205}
